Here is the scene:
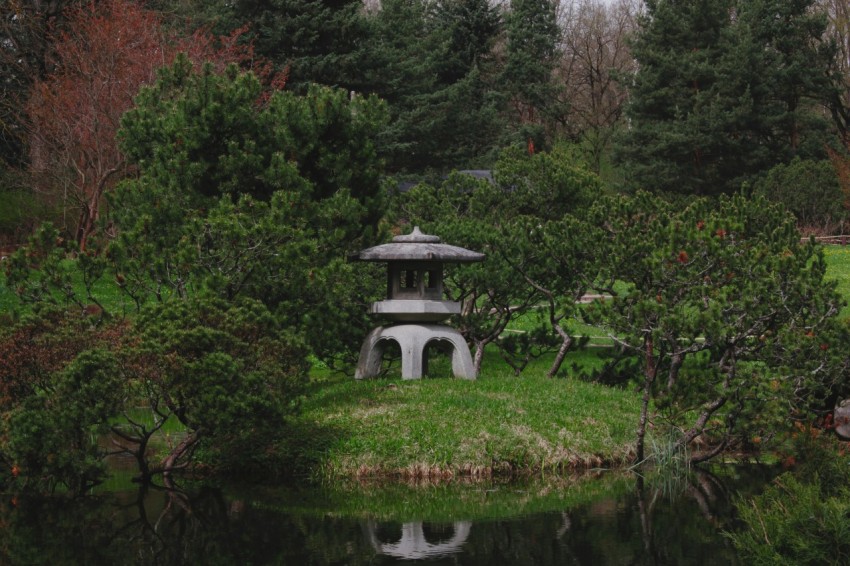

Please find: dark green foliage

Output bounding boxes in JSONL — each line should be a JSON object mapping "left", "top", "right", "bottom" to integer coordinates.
{"left": 118, "top": 55, "right": 387, "bottom": 233}
{"left": 736, "top": 0, "right": 838, "bottom": 157}
{"left": 0, "top": 1, "right": 67, "bottom": 168}
{"left": 128, "top": 296, "right": 309, "bottom": 477}
{"left": 0, "top": 310, "right": 127, "bottom": 495}
{"left": 588, "top": 192, "right": 846, "bottom": 463}
{"left": 364, "top": 0, "right": 504, "bottom": 172}
{"left": 3, "top": 223, "right": 108, "bottom": 318}
{"left": 501, "top": 0, "right": 563, "bottom": 148}
{"left": 179, "top": 0, "right": 368, "bottom": 91}
{"left": 616, "top": 0, "right": 741, "bottom": 195}
{"left": 4, "top": 349, "right": 123, "bottom": 495}
{"left": 0, "top": 56, "right": 391, "bottom": 490}
{"left": 113, "top": 56, "right": 388, "bottom": 364}
{"left": 730, "top": 473, "right": 850, "bottom": 565}
{"left": 617, "top": 0, "right": 838, "bottom": 195}
{"left": 754, "top": 158, "right": 847, "bottom": 230}
{"left": 728, "top": 433, "right": 850, "bottom": 565}
{"left": 491, "top": 144, "right": 598, "bottom": 219}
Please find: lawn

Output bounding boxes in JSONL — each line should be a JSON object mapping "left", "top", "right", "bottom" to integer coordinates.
{"left": 823, "top": 245, "right": 850, "bottom": 319}
{"left": 296, "top": 351, "right": 639, "bottom": 480}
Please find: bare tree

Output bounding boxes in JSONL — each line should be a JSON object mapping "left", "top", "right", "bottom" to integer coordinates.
{"left": 25, "top": 0, "right": 278, "bottom": 250}
{"left": 821, "top": 0, "right": 850, "bottom": 140}
{"left": 556, "top": 0, "right": 640, "bottom": 171}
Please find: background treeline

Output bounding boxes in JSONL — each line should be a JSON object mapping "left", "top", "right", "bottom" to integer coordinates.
{"left": 6, "top": 0, "right": 850, "bottom": 247}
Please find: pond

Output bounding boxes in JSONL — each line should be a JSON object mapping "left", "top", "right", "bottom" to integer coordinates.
{"left": 0, "top": 465, "right": 774, "bottom": 565}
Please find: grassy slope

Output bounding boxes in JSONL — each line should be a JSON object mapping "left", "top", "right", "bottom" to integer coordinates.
{"left": 297, "top": 352, "right": 639, "bottom": 480}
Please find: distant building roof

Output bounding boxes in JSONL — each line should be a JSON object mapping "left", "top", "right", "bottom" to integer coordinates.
{"left": 393, "top": 170, "right": 493, "bottom": 193}
{"left": 456, "top": 170, "right": 494, "bottom": 183}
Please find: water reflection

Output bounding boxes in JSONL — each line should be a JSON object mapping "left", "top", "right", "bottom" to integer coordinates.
{"left": 365, "top": 520, "right": 472, "bottom": 559}
{"left": 0, "top": 466, "right": 773, "bottom": 565}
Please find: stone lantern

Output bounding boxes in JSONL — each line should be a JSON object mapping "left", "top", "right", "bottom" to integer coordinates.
{"left": 352, "top": 227, "right": 484, "bottom": 379}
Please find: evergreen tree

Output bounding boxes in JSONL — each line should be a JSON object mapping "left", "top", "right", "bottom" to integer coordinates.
{"left": 735, "top": 0, "right": 838, "bottom": 158}
{"left": 501, "top": 0, "right": 563, "bottom": 150}
{"left": 0, "top": 0, "right": 67, "bottom": 168}
{"left": 616, "top": 0, "right": 838, "bottom": 196}
{"left": 615, "top": 0, "right": 737, "bottom": 195}
{"left": 169, "top": 0, "right": 368, "bottom": 91}
{"left": 363, "top": 0, "right": 503, "bottom": 172}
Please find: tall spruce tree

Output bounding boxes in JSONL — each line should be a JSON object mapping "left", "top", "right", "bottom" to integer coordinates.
{"left": 166, "top": 0, "right": 368, "bottom": 91}
{"left": 616, "top": 0, "right": 838, "bottom": 196}
{"left": 615, "top": 0, "right": 738, "bottom": 195}
{"left": 735, "top": 0, "right": 838, "bottom": 159}
{"left": 501, "top": 0, "right": 564, "bottom": 151}
{"left": 363, "top": 0, "right": 503, "bottom": 172}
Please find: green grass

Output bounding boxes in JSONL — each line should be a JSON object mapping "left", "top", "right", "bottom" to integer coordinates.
{"left": 0, "top": 258, "right": 139, "bottom": 318}
{"left": 239, "top": 471, "right": 635, "bottom": 522}
{"left": 296, "top": 351, "right": 639, "bottom": 481}
{"left": 823, "top": 245, "right": 850, "bottom": 319}
{"left": 504, "top": 306, "right": 615, "bottom": 347}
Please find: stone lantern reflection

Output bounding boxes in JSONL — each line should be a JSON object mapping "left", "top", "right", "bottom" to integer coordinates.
{"left": 351, "top": 227, "right": 484, "bottom": 379}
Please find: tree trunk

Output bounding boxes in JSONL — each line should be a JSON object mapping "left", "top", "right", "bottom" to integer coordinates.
{"left": 161, "top": 430, "right": 200, "bottom": 478}
{"left": 635, "top": 336, "right": 656, "bottom": 466}
{"left": 546, "top": 326, "right": 574, "bottom": 378}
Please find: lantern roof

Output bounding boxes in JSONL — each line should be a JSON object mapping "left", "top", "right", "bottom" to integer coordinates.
{"left": 353, "top": 227, "right": 485, "bottom": 263}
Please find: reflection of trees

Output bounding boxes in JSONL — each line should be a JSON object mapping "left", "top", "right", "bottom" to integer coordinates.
{"left": 0, "top": 485, "right": 383, "bottom": 565}
{"left": 0, "top": 470, "right": 770, "bottom": 564}
{"left": 630, "top": 469, "right": 742, "bottom": 565}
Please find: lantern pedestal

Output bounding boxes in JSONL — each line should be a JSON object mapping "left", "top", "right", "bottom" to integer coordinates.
{"left": 355, "top": 324, "right": 476, "bottom": 380}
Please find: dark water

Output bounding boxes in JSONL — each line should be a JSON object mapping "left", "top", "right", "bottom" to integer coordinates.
{"left": 0, "top": 466, "right": 773, "bottom": 565}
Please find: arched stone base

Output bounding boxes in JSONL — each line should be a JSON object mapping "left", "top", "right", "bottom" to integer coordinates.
{"left": 355, "top": 324, "right": 476, "bottom": 380}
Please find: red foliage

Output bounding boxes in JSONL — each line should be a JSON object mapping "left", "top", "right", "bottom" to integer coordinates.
{"left": 26, "top": 0, "right": 285, "bottom": 250}
{"left": 0, "top": 312, "right": 127, "bottom": 409}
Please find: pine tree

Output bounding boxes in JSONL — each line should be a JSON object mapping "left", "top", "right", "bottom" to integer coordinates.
{"left": 616, "top": 0, "right": 838, "bottom": 196}
{"left": 174, "top": 0, "right": 368, "bottom": 91}
{"left": 735, "top": 0, "right": 837, "bottom": 158}
{"left": 615, "top": 0, "right": 737, "bottom": 195}
{"left": 362, "top": 0, "right": 503, "bottom": 172}
{"left": 501, "top": 0, "right": 563, "bottom": 151}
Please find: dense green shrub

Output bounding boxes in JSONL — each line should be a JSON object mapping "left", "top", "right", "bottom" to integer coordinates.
{"left": 753, "top": 158, "right": 846, "bottom": 231}
{"left": 124, "top": 296, "right": 309, "bottom": 479}
{"left": 0, "top": 310, "right": 127, "bottom": 494}
{"left": 587, "top": 192, "right": 846, "bottom": 464}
